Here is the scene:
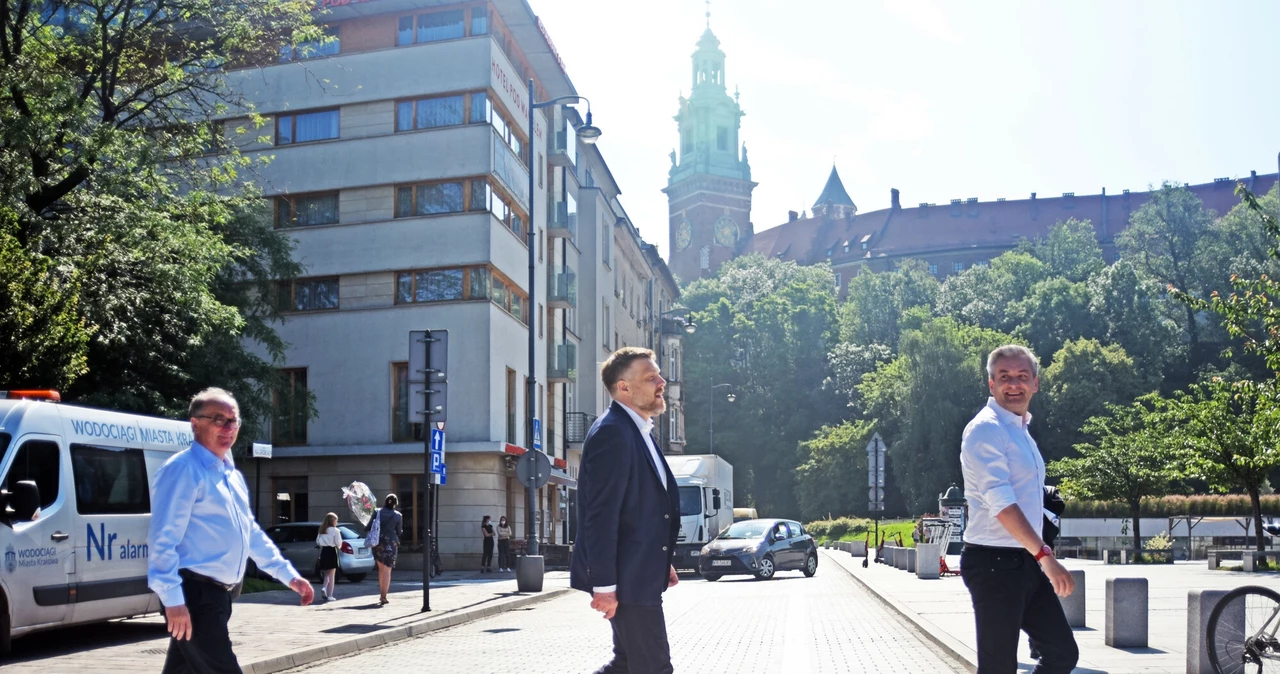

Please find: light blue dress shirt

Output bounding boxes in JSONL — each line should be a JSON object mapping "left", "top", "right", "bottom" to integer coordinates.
{"left": 147, "top": 441, "right": 300, "bottom": 607}
{"left": 959, "top": 397, "right": 1046, "bottom": 548}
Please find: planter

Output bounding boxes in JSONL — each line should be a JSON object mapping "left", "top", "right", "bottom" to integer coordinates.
{"left": 1133, "top": 550, "right": 1174, "bottom": 564}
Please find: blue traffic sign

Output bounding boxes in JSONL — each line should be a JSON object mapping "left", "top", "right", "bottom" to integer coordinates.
{"left": 430, "top": 428, "right": 445, "bottom": 474}
{"left": 533, "top": 419, "right": 542, "bottom": 451}
{"left": 441, "top": 463, "right": 447, "bottom": 485}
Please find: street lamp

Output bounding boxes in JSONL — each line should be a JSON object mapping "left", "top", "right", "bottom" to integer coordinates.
{"left": 659, "top": 307, "right": 697, "bottom": 335}
{"left": 709, "top": 383, "right": 735, "bottom": 454}
{"left": 523, "top": 79, "right": 600, "bottom": 564}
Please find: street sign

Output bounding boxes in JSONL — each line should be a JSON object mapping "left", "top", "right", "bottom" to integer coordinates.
{"left": 868, "top": 502, "right": 885, "bottom": 512}
{"left": 867, "top": 469, "right": 885, "bottom": 487}
{"left": 868, "top": 486, "right": 884, "bottom": 503}
{"left": 409, "top": 330, "right": 449, "bottom": 424}
{"left": 252, "top": 443, "right": 272, "bottom": 459}
{"left": 441, "top": 463, "right": 447, "bottom": 485}
{"left": 516, "top": 450, "right": 551, "bottom": 490}
{"left": 533, "top": 418, "right": 542, "bottom": 451}
{"left": 429, "top": 428, "right": 445, "bottom": 474}
{"left": 866, "top": 432, "right": 886, "bottom": 511}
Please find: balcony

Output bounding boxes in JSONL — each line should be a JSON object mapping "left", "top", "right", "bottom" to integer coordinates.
{"left": 549, "top": 126, "right": 576, "bottom": 167}
{"left": 549, "top": 343, "right": 578, "bottom": 383}
{"left": 549, "top": 201, "right": 577, "bottom": 240}
{"left": 566, "top": 412, "right": 597, "bottom": 445}
{"left": 548, "top": 271, "right": 577, "bottom": 310}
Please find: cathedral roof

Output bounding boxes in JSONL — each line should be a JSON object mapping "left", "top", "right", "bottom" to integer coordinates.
{"left": 813, "top": 165, "right": 856, "bottom": 210}
{"left": 697, "top": 26, "right": 721, "bottom": 51}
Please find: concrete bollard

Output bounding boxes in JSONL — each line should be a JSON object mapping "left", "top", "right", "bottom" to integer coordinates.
{"left": 1244, "top": 551, "right": 1258, "bottom": 572}
{"left": 1105, "top": 578, "right": 1148, "bottom": 648}
{"left": 916, "top": 543, "right": 941, "bottom": 579}
{"left": 1059, "top": 570, "right": 1086, "bottom": 627}
{"left": 905, "top": 547, "right": 917, "bottom": 573}
{"left": 1188, "top": 589, "right": 1239, "bottom": 674}
{"left": 894, "top": 547, "right": 906, "bottom": 570}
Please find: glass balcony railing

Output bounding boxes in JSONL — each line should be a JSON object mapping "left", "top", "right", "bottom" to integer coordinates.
{"left": 549, "top": 201, "right": 577, "bottom": 239}
{"left": 548, "top": 271, "right": 577, "bottom": 309}
{"left": 549, "top": 343, "right": 577, "bottom": 382}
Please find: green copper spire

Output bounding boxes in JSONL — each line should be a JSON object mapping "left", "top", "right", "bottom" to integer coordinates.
{"left": 668, "top": 19, "right": 750, "bottom": 185}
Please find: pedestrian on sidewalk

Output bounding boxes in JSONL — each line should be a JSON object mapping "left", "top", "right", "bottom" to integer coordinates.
{"left": 571, "top": 347, "right": 681, "bottom": 674}
{"left": 959, "top": 345, "right": 1078, "bottom": 674}
{"left": 316, "top": 512, "right": 342, "bottom": 602}
{"left": 497, "top": 516, "right": 513, "bottom": 572}
{"left": 371, "top": 494, "right": 402, "bottom": 605}
{"left": 148, "top": 387, "right": 313, "bottom": 674}
{"left": 480, "top": 515, "right": 496, "bottom": 572}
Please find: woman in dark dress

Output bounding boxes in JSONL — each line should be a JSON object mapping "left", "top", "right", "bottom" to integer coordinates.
{"left": 480, "top": 515, "right": 495, "bottom": 572}
{"left": 372, "top": 494, "right": 403, "bottom": 605}
{"left": 316, "top": 512, "right": 341, "bottom": 602}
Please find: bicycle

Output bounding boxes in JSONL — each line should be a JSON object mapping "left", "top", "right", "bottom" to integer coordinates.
{"left": 1207, "top": 585, "right": 1280, "bottom": 673}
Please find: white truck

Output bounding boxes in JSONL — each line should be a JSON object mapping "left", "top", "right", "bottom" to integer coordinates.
{"left": 667, "top": 454, "right": 733, "bottom": 572}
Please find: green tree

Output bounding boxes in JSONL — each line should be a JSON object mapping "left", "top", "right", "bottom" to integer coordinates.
{"left": 682, "top": 255, "right": 845, "bottom": 517}
{"left": 1036, "top": 339, "right": 1156, "bottom": 463}
{"left": 795, "top": 420, "right": 873, "bottom": 522}
{"left": 1048, "top": 396, "right": 1180, "bottom": 559}
{"left": 860, "top": 317, "right": 1014, "bottom": 514}
{"left": 838, "top": 259, "right": 939, "bottom": 349}
{"left": 0, "top": 0, "right": 318, "bottom": 437}
{"left": 1163, "top": 378, "right": 1280, "bottom": 552}
{"left": 1087, "top": 260, "right": 1182, "bottom": 377}
{"left": 1008, "top": 277, "right": 1103, "bottom": 363}
{"left": 936, "top": 252, "right": 1050, "bottom": 333}
{"left": 1116, "top": 183, "right": 1218, "bottom": 348}
{"left": 824, "top": 342, "right": 893, "bottom": 410}
{"left": 1026, "top": 218, "right": 1106, "bottom": 283}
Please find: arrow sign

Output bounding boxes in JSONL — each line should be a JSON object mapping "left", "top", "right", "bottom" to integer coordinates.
{"left": 429, "top": 428, "right": 445, "bottom": 474}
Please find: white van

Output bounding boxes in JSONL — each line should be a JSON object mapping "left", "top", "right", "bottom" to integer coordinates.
{"left": 0, "top": 392, "right": 193, "bottom": 654}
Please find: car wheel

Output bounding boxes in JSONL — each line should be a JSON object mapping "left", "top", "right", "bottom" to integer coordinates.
{"left": 345, "top": 573, "right": 367, "bottom": 583}
{"left": 0, "top": 590, "right": 11, "bottom": 656}
{"left": 703, "top": 573, "right": 721, "bottom": 582}
{"left": 755, "top": 555, "right": 776, "bottom": 580}
{"left": 803, "top": 553, "right": 818, "bottom": 577}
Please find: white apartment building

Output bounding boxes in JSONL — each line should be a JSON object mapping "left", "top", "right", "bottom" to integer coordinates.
{"left": 215, "top": 0, "right": 683, "bottom": 569}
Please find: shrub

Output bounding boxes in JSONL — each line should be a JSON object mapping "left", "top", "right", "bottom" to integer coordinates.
{"left": 805, "top": 516, "right": 874, "bottom": 540}
{"left": 1143, "top": 531, "right": 1173, "bottom": 551}
{"left": 1062, "top": 494, "right": 1280, "bottom": 518}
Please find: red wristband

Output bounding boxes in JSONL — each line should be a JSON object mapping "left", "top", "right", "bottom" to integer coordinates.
{"left": 1034, "top": 545, "right": 1053, "bottom": 562}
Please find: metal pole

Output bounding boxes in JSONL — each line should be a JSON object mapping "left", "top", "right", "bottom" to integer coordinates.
{"left": 421, "top": 330, "right": 432, "bottom": 612}
{"left": 709, "top": 386, "right": 715, "bottom": 455}
{"left": 525, "top": 77, "right": 540, "bottom": 558}
{"left": 254, "top": 457, "right": 261, "bottom": 522}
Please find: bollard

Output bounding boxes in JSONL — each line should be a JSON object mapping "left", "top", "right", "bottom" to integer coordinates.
{"left": 1244, "top": 551, "right": 1258, "bottom": 572}
{"left": 905, "top": 547, "right": 917, "bottom": 574}
{"left": 1188, "top": 589, "right": 1239, "bottom": 674}
{"left": 893, "top": 547, "right": 905, "bottom": 570}
{"left": 1059, "top": 570, "right": 1086, "bottom": 627}
{"left": 851, "top": 541, "right": 867, "bottom": 557}
{"left": 1105, "top": 578, "right": 1148, "bottom": 648}
{"left": 916, "top": 543, "right": 941, "bottom": 579}
{"left": 1207, "top": 550, "right": 1219, "bottom": 570}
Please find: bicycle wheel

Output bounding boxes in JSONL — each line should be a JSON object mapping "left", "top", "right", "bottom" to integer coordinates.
{"left": 1208, "top": 585, "right": 1280, "bottom": 674}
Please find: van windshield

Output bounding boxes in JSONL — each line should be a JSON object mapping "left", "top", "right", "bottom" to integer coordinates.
{"left": 678, "top": 486, "right": 702, "bottom": 517}
{"left": 0, "top": 433, "right": 9, "bottom": 458}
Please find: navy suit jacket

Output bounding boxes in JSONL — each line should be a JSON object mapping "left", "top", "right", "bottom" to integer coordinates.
{"left": 570, "top": 401, "right": 681, "bottom": 605}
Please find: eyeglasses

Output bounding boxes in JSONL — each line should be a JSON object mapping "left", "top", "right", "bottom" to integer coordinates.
{"left": 194, "top": 415, "right": 242, "bottom": 429}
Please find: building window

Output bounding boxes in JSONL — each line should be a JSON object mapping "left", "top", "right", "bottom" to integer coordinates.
{"left": 392, "top": 474, "right": 427, "bottom": 550}
{"left": 976, "top": 260, "right": 990, "bottom": 268}
{"left": 392, "top": 362, "right": 425, "bottom": 443}
{"left": 473, "top": 92, "right": 527, "bottom": 167}
{"left": 929, "top": 263, "right": 939, "bottom": 276}
{"left": 470, "top": 3, "right": 489, "bottom": 34}
{"left": 280, "top": 26, "right": 339, "bottom": 61}
{"left": 716, "top": 126, "right": 728, "bottom": 151}
{"left": 953, "top": 262, "right": 965, "bottom": 273}
{"left": 397, "top": 8, "right": 465, "bottom": 46}
{"left": 271, "top": 476, "right": 308, "bottom": 524}
{"left": 275, "top": 109, "right": 339, "bottom": 145}
{"left": 273, "top": 368, "right": 308, "bottom": 446}
{"left": 506, "top": 368, "right": 517, "bottom": 445}
{"left": 834, "top": 273, "right": 842, "bottom": 290}
{"left": 396, "top": 94, "right": 464, "bottom": 131}
{"left": 395, "top": 178, "right": 526, "bottom": 237}
{"left": 275, "top": 192, "right": 339, "bottom": 228}
{"left": 602, "top": 218, "right": 612, "bottom": 267}
{"left": 277, "top": 277, "right": 339, "bottom": 313}
{"left": 394, "top": 265, "right": 527, "bottom": 324}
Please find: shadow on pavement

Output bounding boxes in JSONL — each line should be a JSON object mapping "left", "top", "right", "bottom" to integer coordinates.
{"left": 7, "top": 620, "right": 169, "bottom": 662}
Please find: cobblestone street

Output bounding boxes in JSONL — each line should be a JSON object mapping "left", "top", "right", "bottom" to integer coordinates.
{"left": 288, "top": 557, "right": 967, "bottom": 674}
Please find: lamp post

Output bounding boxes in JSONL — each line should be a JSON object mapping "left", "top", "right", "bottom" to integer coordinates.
{"left": 523, "top": 79, "right": 600, "bottom": 560}
{"left": 654, "top": 308, "right": 696, "bottom": 449}
{"left": 709, "top": 383, "right": 735, "bottom": 454}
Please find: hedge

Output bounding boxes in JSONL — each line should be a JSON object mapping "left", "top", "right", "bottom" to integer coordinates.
{"left": 804, "top": 516, "right": 875, "bottom": 540}
{"left": 1062, "top": 494, "right": 1280, "bottom": 518}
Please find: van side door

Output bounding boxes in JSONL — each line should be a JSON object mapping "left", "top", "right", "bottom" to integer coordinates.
{"left": 1, "top": 436, "right": 74, "bottom": 628}
{"left": 69, "top": 443, "right": 155, "bottom": 624}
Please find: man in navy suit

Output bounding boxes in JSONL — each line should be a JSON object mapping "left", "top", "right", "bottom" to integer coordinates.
{"left": 571, "top": 347, "right": 682, "bottom": 674}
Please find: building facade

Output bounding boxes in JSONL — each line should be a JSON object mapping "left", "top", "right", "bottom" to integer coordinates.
{"left": 218, "top": 0, "right": 684, "bottom": 569}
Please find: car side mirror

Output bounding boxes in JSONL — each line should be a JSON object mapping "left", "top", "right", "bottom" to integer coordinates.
{"left": 1, "top": 480, "right": 40, "bottom": 523}
{"left": 711, "top": 489, "right": 722, "bottom": 512}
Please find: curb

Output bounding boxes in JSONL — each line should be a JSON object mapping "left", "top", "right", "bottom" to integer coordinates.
{"left": 822, "top": 550, "right": 978, "bottom": 673}
{"left": 241, "top": 587, "right": 573, "bottom": 674}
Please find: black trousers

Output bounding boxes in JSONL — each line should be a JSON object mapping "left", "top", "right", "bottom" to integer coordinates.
{"left": 161, "top": 577, "right": 240, "bottom": 674}
{"left": 595, "top": 601, "right": 673, "bottom": 674}
{"left": 482, "top": 537, "right": 495, "bottom": 567}
{"left": 960, "top": 546, "right": 1079, "bottom": 674}
{"left": 498, "top": 538, "right": 511, "bottom": 567}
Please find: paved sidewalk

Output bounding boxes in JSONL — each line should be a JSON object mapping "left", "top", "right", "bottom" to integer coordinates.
{"left": 5, "top": 570, "right": 570, "bottom": 674}
{"left": 823, "top": 548, "right": 1280, "bottom": 673}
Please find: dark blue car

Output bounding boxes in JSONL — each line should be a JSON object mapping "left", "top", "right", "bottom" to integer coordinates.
{"left": 697, "top": 519, "right": 818, "bottom": 581}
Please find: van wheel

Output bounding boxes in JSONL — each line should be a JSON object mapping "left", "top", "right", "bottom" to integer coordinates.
{"left": 703, "top": 574, "right": 721, "bottom": 582}
{"left": 0, "top": 590, "right": 11, "bottom": 656}
{"left": 345, "top": 573, "right": 367, "bottom": 583}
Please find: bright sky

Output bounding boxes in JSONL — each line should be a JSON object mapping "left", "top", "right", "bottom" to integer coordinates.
{"left": 532, "top": 0, "right": 1280, "bottom": 258}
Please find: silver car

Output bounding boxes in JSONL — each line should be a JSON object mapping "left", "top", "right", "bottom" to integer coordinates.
{"left": 249, "top": 522, "right": 375, "bottom": 582}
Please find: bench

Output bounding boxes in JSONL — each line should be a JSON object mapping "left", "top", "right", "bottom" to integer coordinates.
{"left": 1207, "top": 548, "right": 1245, "bottom": 570}
{"left": 1243, "top": 550, "right": 1280, "bottom": 572}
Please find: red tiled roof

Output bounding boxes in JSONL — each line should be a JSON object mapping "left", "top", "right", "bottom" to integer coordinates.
{"left": 749, "top": 173, "right": 1279, "bottom": 266}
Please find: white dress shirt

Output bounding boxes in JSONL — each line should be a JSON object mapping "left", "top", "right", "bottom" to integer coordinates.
{"left": 595, "top": 403, "right": 669, "bottom": 593}
{"left": 959, "top": 397, "right": 1045, "bottom": 548}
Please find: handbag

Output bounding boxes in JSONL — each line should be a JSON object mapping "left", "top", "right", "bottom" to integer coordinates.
{"left": 366, "top": 509, "right": 382, "bottom": 547}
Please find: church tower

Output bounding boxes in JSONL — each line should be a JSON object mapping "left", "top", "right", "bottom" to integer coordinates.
{"left": 663, "top": 14, "right": 756, "bottom": 283}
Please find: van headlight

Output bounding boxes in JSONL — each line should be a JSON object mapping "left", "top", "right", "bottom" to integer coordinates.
{"left": 701, "top": 545, "right": 710, "bottom": 556}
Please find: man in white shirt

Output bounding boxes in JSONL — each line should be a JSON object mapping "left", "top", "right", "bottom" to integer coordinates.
{"left": 570, "top": 347, "right": 681, "bottom": 674}
{"left": 959, "top": 345, "right": 1078, "bottom": 674}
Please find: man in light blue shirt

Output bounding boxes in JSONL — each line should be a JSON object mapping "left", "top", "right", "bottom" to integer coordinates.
{"left": 959, "top": 345, "right": 1077, "bottom": 674}
{"left": 148, "top": 388, "right": 313, "bottom": 674}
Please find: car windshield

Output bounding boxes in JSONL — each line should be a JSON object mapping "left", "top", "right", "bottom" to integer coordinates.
{"left": 338, "top": 525, "right": 361, "bottom": 540}
{"left": 718, "top": 521, "right": 769, "bottom": 540}
{"left": 678, "top": 486, "right": 702, "bottom": 517}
